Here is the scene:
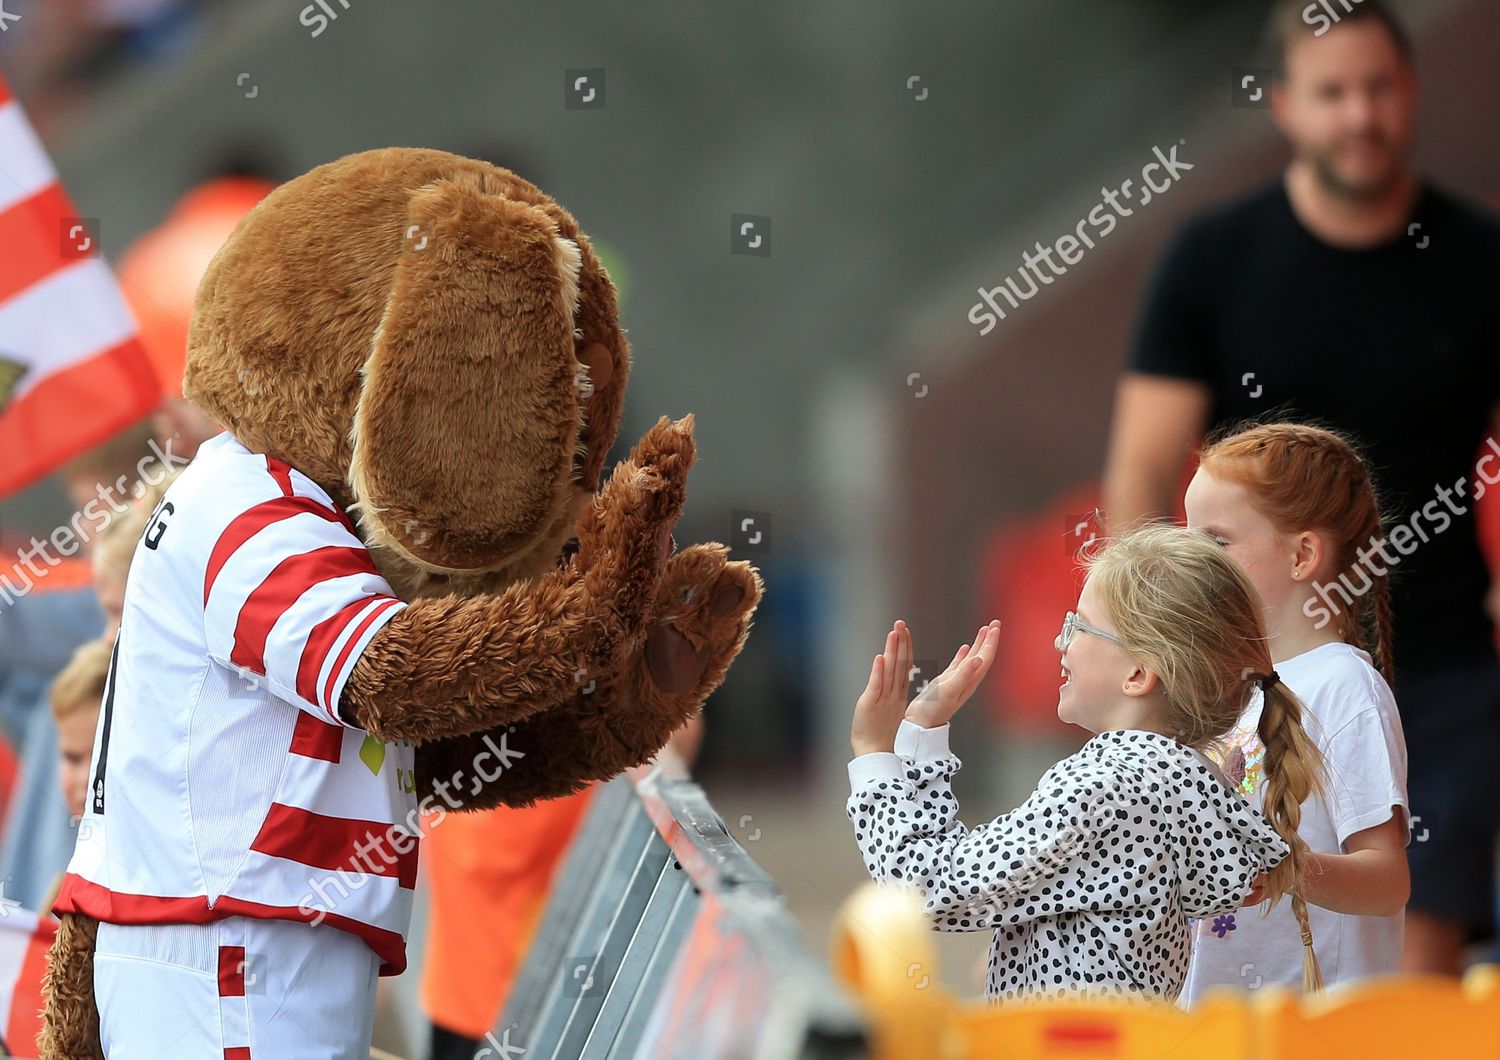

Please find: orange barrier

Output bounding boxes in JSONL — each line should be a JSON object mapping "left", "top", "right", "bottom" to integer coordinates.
{"left": 831, "top": 882, "right": 1499, "bottom": 1060}
{"left": 1256, "top": 964, "right": 1500, "bottom": 1059}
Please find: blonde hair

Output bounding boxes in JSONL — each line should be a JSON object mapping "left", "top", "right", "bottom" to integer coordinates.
{"left": 94, "top": 462, "right": 181, "bottom": 589}
{"left": 1085, "top": 522, "right": 1326, "bottom": 991}
{"left": 50, "top": 638, "right": 114, "bottom": 723}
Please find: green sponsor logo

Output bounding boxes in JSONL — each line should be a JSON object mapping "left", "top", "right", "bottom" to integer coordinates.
{"left": 358, "top": 734, "right": 386, "bottom": 775}
{"left": 0, "top": 356, "right": 25, "bottom": 411}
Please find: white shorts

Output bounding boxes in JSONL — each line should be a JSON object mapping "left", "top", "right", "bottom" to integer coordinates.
{"left": 94, "top": 915, "right": 380, "bottom": 1059}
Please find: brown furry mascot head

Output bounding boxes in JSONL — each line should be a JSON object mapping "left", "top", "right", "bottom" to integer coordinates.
{"left": 41, "top": 147, "right": 762, "bottom": 1058}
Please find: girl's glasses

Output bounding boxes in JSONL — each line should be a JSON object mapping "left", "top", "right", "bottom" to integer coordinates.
{"left": 1059, "top": 610, "right": 1124, "bottom": 652}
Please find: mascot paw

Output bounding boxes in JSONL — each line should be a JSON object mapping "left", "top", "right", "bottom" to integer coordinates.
{"left": 624, "top": 412, "right": 697, "bottom": 484}
{"left": 574, "top": 414, "right": 696, "bottom": 637}
{"left": 644, "top": 542, "right": 763, "bottom": 696}
{"left": 555, "top": 542, "right": 760, "bottom": 773}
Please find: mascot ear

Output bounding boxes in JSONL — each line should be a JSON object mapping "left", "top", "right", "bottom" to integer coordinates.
{"left": 350, "top": 176, "right": 585, "bottom": 572}
{"left": 565, "top": 235, "right": 630, "bottom": 494}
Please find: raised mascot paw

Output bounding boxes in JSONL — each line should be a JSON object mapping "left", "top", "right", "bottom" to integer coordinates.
{"left": 573, "top": 414, "right": 697, "bottom": 639}
{"left": 624, "top": 412, "right": 697, "bottom": 484}
{"left": 642, "top": 542, "right": 763, "bottom": 697}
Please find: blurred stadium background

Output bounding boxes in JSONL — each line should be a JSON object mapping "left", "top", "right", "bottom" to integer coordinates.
{"left": 3, "top": 1, "right": 1500, "bottom": 1055}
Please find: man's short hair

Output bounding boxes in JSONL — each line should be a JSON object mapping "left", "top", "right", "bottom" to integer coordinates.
{"left": 58, "top": 416, "right": 156, "bottom": 494}
{"left": 1267, "top": 1, "right": 1414, "bottom": 78}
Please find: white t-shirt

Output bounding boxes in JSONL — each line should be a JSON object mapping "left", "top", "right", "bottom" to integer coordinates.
{"left": 1181, "top": 641, "right": 1410, "bottom": 1002}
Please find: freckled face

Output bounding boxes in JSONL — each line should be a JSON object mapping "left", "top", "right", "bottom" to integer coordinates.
{"left": 1185, "top": 468, "right": 1297, "bottom": 616}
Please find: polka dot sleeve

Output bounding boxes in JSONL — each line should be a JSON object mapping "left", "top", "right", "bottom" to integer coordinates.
{"left": 847, "top": 737, "right": 1146, "bottom": 931}
{"left": 848, "top": 727, "right": 1294, "bottom": 1001}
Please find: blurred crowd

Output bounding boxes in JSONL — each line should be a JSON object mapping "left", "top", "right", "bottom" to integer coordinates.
{"left": 0, "top": 0, "right": 221, "bottom": 136}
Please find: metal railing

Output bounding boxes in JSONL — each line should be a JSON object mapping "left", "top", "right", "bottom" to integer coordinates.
{"left": 492, "top": 752, "right": 868, "bottom": 1059}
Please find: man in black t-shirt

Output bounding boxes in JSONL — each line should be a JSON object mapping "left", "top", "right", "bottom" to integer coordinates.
{"left": 1104, "top": 1, "right": 1500, "bottom": 974}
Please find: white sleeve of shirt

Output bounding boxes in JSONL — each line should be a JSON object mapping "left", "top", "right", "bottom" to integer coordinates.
{"left": 1321, "top": 705, "right": 1411, "bottom": 848}
{"left": 846, "top": 722, "right": 1144, "bottom": 930}
{"left": 845, "top": 718, "right": 954, "bottom": 791}
{"left": 203, "top": 508, "right": 405, "bottom": 727}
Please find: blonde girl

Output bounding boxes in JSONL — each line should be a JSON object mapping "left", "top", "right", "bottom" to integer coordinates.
{"left": 847, "top": 523, "right": 1326, "bottom": 1002}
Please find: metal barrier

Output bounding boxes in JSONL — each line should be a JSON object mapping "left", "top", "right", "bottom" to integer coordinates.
{"left": 492, "top": 751, "right": 869, "bottom": 1059}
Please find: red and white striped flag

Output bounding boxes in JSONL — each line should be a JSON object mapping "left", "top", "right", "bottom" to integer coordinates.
{"left": 0, "top": 906, "right": 54, "bottom": 1057}
{"left": 0, "top": 73, "right": 159, "bottom": 497}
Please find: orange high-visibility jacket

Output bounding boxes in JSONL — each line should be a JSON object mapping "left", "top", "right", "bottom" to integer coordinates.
{"left": 419, "top": 787, "right": 596, "bottom": 1037}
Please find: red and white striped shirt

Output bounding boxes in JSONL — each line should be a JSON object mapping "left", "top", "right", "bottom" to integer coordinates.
{"left": 54, "top": 433, "right": 418, "bottom": 973}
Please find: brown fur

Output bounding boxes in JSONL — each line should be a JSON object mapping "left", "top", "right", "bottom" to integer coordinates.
{"left": 38, "top": 913, "right": 101, "bottom": 1060}
{"left": 41, "top": 148, "right": 761, "bottom": 1057}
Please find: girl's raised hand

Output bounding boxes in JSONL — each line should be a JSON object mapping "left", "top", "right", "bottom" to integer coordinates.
{"left": 850, "top": 620, "right": 914, "bottom": 757}
{"left": 905, "top": 620, "right": 1001, "bottom": 729}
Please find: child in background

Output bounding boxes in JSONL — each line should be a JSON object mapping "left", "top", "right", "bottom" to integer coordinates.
{"left": 92, "top": 461, "right": 180, "bottom": 642}
{"left": 49, "top": 640, "right": 112, "bottom": 827}
{"left": 41, "top": 638, "right": 113, "bottom": 912}
{"left": 1182, "top": 423, "right": 1409, "bottom": 999}
{"left": 36, "top": 469, "right": 181, "bottom": 913}
{"left": 847, "top": 524, "right": 1326, "bottom": 1003}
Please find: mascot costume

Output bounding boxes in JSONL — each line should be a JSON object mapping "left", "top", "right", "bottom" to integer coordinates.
{"left": 39, "top": 147, "right": 763, "bottom": 1058}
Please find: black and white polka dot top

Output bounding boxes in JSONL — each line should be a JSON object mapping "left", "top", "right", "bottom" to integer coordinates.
{"left": 847, "top": 720, "right": 1290, "bottom": 1003}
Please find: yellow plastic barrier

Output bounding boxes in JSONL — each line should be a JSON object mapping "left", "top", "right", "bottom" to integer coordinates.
{"left": 830, "top": 881, "right": 955, "bottom": 1058}
{"left": 1254, "top": 964, "right": 1500, "bottom": 1059}
{"left": 831, "top": 881, "right": 1500, "bottom": 1060}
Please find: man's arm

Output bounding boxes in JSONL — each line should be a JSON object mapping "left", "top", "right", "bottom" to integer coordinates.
{"left": 1486, "top": 402, "right": 1500, "bottom": 623}
{"left": 1300, "top": 813, "right": 1410, "bottom": 917}
{"left": 1101, "top": 373, "right": 1210, "bottom": 533}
